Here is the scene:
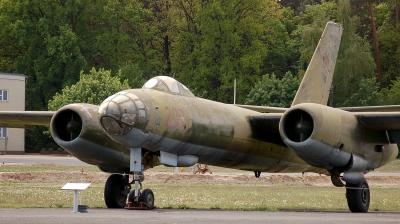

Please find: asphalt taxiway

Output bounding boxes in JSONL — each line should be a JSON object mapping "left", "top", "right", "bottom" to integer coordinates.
{"left": 1, "top": 208, "right": 400, "bottom": 224}
{"left": 0, "top": 154, "right": 88, "bottom": 166}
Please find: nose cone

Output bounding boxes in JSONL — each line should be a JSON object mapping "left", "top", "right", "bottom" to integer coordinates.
{"left": 98, "top": 92, "right": 146, "bottom": 135}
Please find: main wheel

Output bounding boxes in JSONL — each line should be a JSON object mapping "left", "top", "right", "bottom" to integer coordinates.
{"left": 346, "top": 179, "right": 370, "bottom": 213}
{"left": 104, "top": 174, "right": 129, "bottom": 208}
{"left": 139, "top": 188, "right": 155, "bottom": 209}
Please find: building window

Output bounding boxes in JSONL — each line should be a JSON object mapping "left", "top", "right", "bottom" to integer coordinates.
{"left": 0, "top": 90, "right": 8, "bottom": 101}
{"left": 0, "top": 127, "right": 7, "bottom": 138}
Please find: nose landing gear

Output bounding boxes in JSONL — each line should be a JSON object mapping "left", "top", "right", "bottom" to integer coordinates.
{"left": 126, "top": 173, "right": 155, "bottom": 210}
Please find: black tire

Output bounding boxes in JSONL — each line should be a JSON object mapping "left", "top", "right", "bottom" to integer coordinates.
{"left": 346, "top": 179, "right": 370, "bottom": 213}
{"left": 128, "top": 189, "right": 140, "bottom": 205}
{"left": 104, "top": 174, "right": 128, "bottom": 208}
{"left": 139, "top": 188, "right": 155, "bottom": 209}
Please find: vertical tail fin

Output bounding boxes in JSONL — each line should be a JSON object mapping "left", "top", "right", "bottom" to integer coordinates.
{"left": 291, "top": 22, "right": 343, "bottom": 106}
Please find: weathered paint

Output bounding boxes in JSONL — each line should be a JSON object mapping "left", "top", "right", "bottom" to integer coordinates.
{"left": 102, "top": 88, "right": 321, "bottom": 173}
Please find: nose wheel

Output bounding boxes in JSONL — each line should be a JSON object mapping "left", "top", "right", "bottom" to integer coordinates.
{"left": 126, "top": 173, "right": 155, "bottom": 210}
{"left": 127, "top": 188, "right": 155, "bottom": 209}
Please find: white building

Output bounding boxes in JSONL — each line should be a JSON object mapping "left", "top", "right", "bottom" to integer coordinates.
{"left": 0, "top": 72, "right": 27, "bottom": 154}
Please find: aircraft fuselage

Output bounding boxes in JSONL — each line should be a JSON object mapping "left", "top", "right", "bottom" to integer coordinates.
{"left": 102, "top": 88, "right": 324, "bottom": 173}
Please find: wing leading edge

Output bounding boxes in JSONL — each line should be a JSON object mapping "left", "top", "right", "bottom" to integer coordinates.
{"left": 0, "top": 111, "right": 54, "bottom": 128}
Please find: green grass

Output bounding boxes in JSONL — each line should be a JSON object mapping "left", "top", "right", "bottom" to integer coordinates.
{"left": 2, "top": 158, "right": 400, "bottom": 173}
{"left": 0, "top": 164, "right": 100, "bottom": 172}
{"left": 1, "top": 182, "right": 400, "bottom": 211}
{"left": 1, "top": 161, "right": 400, "bottom": 211}
{"left": 375, "top": 159, "right": 400, "bottom": 173}
{"left": 0, "top": 163, "right": 246, "bottom": 173}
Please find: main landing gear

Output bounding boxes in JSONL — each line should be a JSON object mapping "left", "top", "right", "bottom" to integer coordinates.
{"left": 346, "top": 179, "right": 370, "bottom": 213}
{"left": 104, "top": 174, "right": 130, "bottom": 208}
{"left": 104, "top": 173, "right": 155, "bottom": 209}
{"left": 331, "top": 170, "right": 370, "bottom": 213}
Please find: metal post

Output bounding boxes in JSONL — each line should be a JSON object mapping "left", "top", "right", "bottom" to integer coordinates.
{"left": 234, "top": 78, "right": 236, "bottom": 105}
{"left": 134, "top": 174, "right": 139, "bottom": 198}
{"left": 73, "top": 190, "right": 78, "bottom": 213}
{"left": 4, "top": 136, "right": 8, "bottom": 155}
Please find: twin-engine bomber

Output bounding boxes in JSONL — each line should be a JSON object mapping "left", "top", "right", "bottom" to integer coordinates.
{"left": 1, "top": 22, "right": 399, "bottom": 213}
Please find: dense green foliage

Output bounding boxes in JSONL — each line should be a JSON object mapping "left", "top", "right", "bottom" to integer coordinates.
{"left": 245, "top": 72, "right": 300, "bottom": 107}
{"left": 0, "top": 0, "right": 399, "bottom": 150}
{"left": 48, "top": 68, "right": 130, "bottom": 110}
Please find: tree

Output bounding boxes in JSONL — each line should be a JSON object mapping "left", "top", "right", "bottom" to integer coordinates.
{"left": 0, "top": 0, "right": 90, "bottom": 110}
{"left": 351, "top": 0, "right": 384, "bottom": 83}
{"left": 297, "top": 0, "right": 376, "bottom": 106}
{"left": 91, "top": 0, "right": 165, "bottom": 82}
{"left": 0, "top": 0, "right": 162, "bottom": 111}
{"left": 339, "top": 78, "right": 383, "bottom": 106}
{"left": 48, "top": 68, "right": 130, "bottom": 110}
{"left": 374, "top": 1, "right": 400, "bottom": 87}
{"left": 245, "top": 72, "right": 300, "bottom": 107}
{"left": 381, "top": 76, "right": 400, "bottom": 105}
{"left": 170, "top": 0, "right": 284, "bottom": 104}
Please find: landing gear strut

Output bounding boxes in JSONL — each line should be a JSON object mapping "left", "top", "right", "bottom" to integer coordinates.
{"left": 346, "top": 179, "right": 370, "bottom": 213}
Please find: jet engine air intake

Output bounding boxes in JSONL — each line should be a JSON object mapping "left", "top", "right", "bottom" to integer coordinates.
{"left": 51, "top": 109, "right": 82, "bottom": 141}
{"left": 279, "top": 103, "right": 355, "bottom": 168}
{"left": 50, "top": 103, "right": 131, "bottom": 170}
{"left": 281, "top": 109, "right": 313, "bottom": 143}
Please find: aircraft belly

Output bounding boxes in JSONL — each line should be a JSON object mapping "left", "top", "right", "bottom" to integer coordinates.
{"left": 60, "top": 137, "right": 129, "bottom": 168}
{"left": 134, "top": 129, "right": 313, "bottom": 172}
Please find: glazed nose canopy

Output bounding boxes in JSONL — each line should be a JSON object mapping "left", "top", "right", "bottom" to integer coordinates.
{"left": 98, "top": 92, "right": 145, "bottom": 135}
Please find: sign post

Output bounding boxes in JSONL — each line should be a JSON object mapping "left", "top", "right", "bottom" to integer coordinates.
{"left": 61, "top": 183, "right": 91, "bottom": 213}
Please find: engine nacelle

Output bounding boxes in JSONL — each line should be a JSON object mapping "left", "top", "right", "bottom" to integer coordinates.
{"left": 279, "top": 103, "right": 358, "bottom": 169}
{"left": 50, "top": 103, "right": 130, "bottom": 173}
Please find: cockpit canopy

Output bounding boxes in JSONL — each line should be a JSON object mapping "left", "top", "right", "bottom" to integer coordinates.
{"left": 142, "top": 76, "right": 195, "bottom": 97}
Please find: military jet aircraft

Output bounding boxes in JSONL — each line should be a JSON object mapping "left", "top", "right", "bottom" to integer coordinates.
{"left": 0, "top": 22, "right": 398, "bottom": 213}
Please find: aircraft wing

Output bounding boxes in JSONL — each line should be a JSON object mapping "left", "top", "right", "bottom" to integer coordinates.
{"left": 237, "top": 105, "right": 400, "bottom": 113}
{"left": 235, "top": 105, "right": 287, "bottom": 113}
{"left": 356, "top": 112, "right": 400, "bottom": 143}
{"left": 0, "top": 111, "right": 54, "bottom": 128}
{"left": 341, "top": 105, "right": 400, "bottom": 112}
{"left": 247, "top": 113, "right": 285, "bottom": 146}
